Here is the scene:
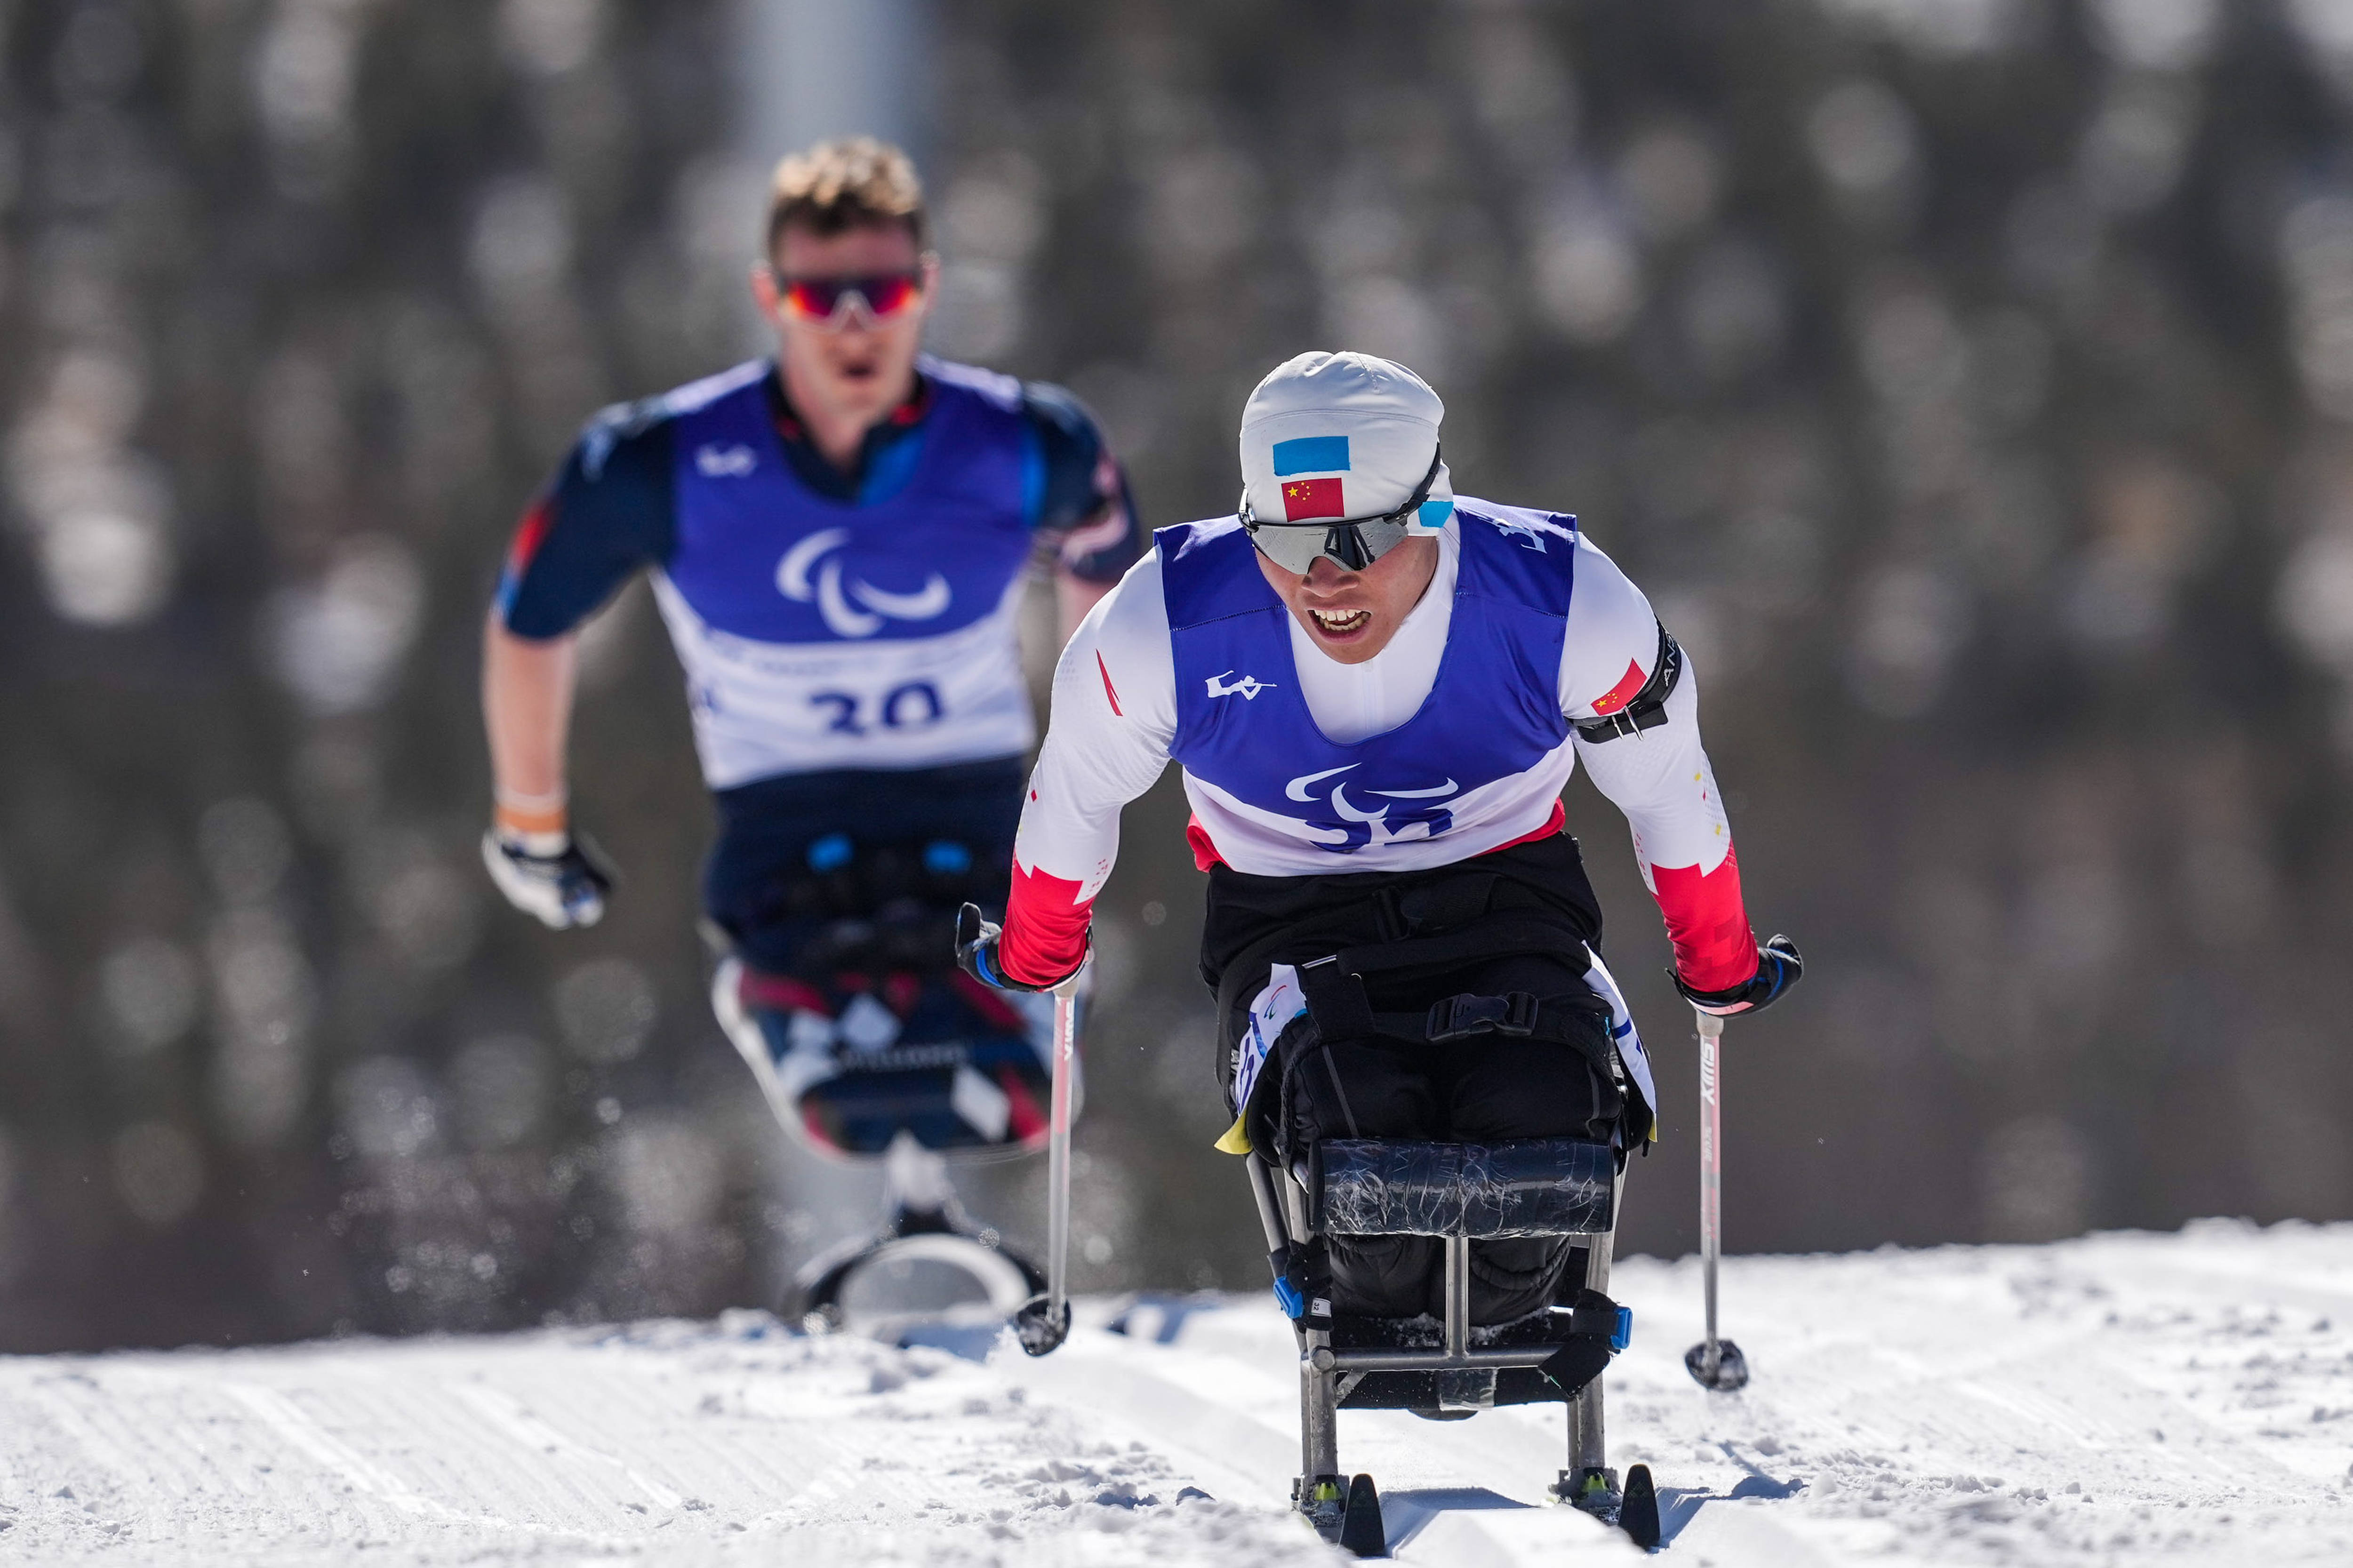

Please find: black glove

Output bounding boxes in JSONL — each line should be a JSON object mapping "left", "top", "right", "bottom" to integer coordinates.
{"left": 481, "top": 829, "right": 614, "bottom": 930}
{"left": 1673, "top": 933, "right": 1802, "bottom": 1017}
{"left": 954, "top": 903, "right": 1082, "bottom": 994}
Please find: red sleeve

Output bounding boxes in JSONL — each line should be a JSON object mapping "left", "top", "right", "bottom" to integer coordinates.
{"left": 1650, "top": 849, "right": 1761, "bottom": 994}
{"left": 999, "top": 859, "right": 1093, "bottom": 986}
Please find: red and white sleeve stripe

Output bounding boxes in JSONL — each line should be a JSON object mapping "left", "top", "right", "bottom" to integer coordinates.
{"left": 1561, "top": 536, "right": 1759, "bottom": 995}
{"left": 1000, "top": 553, "right": 1177, "bottom": 984}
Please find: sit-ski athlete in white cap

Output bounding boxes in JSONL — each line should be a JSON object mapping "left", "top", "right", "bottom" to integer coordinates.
{"left": 959, "top": 350, "right": 1801, "bottom": 1336}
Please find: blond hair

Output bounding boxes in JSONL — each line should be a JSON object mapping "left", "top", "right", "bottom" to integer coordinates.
{"left": 765, "top": 136, "right": 927, "bottom": 259}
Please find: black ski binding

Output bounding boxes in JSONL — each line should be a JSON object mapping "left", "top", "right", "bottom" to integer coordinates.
{"left": 1553, "top": 1463, "right": 1618, "bottom": 1515}
{"left": 1553, "top": 1463, "right": 1661, "bottom": 1551}
{"left": 1296, "top": 1472, "right": 1384, "bottom": 1557}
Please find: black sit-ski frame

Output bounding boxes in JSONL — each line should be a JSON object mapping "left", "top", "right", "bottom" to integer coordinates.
{"left": 1245, "top": 1136, "right": 1646, "bottom": 1555}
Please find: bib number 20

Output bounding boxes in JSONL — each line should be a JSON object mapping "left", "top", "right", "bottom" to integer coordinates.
{"left": 809, "top": 681, "right": 944, "bottom": 736}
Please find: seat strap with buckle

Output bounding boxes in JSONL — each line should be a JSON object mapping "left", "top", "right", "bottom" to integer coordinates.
{"left": 1407, "top": 991, "right": 1617, "bottom": 1077}
{"left": 1423, "top": 991, "right": 1545, "bottom": 1043}
{"left": 1294, "top": 910, "right": 1600, "bottom": 1036}
{"left": 1297, "top": 955, "right": 1618, "bottom": 1080}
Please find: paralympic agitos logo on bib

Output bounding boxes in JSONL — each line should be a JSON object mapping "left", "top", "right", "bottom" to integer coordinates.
{"left": 1284, "top": 763, "right": 1458, "bottom": 853}
{"left": 776, "top": 528, "right": 952, "bottom": 639}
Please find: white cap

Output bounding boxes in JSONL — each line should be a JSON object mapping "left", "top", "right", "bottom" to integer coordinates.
{"left": 1238, "top": 351, "right": 1455, "bottom": 530}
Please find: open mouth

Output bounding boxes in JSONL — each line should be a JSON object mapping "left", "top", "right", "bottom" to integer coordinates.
{"left": 1308, "top": 607, "right": 1372, "bottom": 637}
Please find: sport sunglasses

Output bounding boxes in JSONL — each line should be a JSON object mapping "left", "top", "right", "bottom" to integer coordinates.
{"left": 772, "top": 269, "right": 926, "bottom": 329}
{"left": 1238, "top": 447, "right": 1445, "bottom": 574}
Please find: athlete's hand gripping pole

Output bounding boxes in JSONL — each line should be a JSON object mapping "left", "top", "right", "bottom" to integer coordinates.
{"left": 1683, "top": 1008, "right": 1750, "bottom": 1390}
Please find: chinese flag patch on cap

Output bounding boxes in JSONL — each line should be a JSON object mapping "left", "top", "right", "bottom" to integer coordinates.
{"left": 1281, "top": 476, "right": 1345, "bottom": 520}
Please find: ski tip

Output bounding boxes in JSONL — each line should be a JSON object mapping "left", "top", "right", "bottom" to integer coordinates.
{"left": 1339, "top": 1472, "right": 1386, "bottom": 1559}
{"left": 1621, "top": 1463, "right": 1661, "bottom": 1552}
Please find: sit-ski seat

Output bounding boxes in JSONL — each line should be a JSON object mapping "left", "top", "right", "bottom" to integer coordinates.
{"left": 1248, "top": 1134, "right": 1656, "bottom": 1556}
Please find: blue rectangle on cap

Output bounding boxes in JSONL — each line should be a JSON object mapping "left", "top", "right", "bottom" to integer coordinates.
{"left": 1270, "top": 436, "right": 1350, "bottom": 476}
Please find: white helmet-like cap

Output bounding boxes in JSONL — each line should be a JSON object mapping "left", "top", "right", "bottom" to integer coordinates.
{"left": 1238, "top": 351, "right": 1455, "bottom": 531}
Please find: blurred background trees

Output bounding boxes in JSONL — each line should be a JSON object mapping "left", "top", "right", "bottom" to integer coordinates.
{"left": 5, "top": 0, "right": 2352, "bottom": 1351}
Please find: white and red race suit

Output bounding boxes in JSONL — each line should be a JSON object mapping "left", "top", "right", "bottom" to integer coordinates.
{"left": 995, "top": 501, "right": 1762, "bottom": 1000}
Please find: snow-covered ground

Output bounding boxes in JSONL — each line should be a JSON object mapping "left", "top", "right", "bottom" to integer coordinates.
{"left": 3, "top": 1221, "right": 2349, "bottom": 1565}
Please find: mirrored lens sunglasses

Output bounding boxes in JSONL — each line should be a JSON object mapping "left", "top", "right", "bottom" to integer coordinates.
{"left": 1238, "top": 447, "right": 1444, "bottom": 575}
{"left": 775, "top": 271, "right": 925, "bottom": 328}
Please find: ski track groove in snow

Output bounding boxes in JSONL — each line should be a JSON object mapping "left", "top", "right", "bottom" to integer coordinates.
{"left": 0, "top": 1223, "right": 2350, "bottom": 1563}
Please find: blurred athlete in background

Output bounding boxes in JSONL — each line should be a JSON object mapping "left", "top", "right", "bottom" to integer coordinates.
{"left": 480, "top": 138, "right": 1143, "bottom": 1171}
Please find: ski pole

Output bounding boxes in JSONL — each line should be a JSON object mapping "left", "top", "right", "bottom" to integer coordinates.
{"left": 1013, "top": 973, "right": 1080, "bottom": 1356}
{"left": 1683, "top": 1007, "right": 1749, "bottom": 1390}
{"left": 1044, "top": 980, "right": 1077, "bottom": 1325}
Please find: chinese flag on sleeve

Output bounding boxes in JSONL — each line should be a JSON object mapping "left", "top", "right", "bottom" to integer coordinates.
{"left": 1589, "top": 657, "right": 1647, "bottom": 717}
{"left": 1281, "top": 476, "right": 1345, "bottom": 520}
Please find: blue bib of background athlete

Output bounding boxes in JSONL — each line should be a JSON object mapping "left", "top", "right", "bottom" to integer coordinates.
{"left": 1160, "top": 510, "right": 1574, "bottom": 855}
{"left": 663, "top": 358, "right": 1033, "bottom": 644}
